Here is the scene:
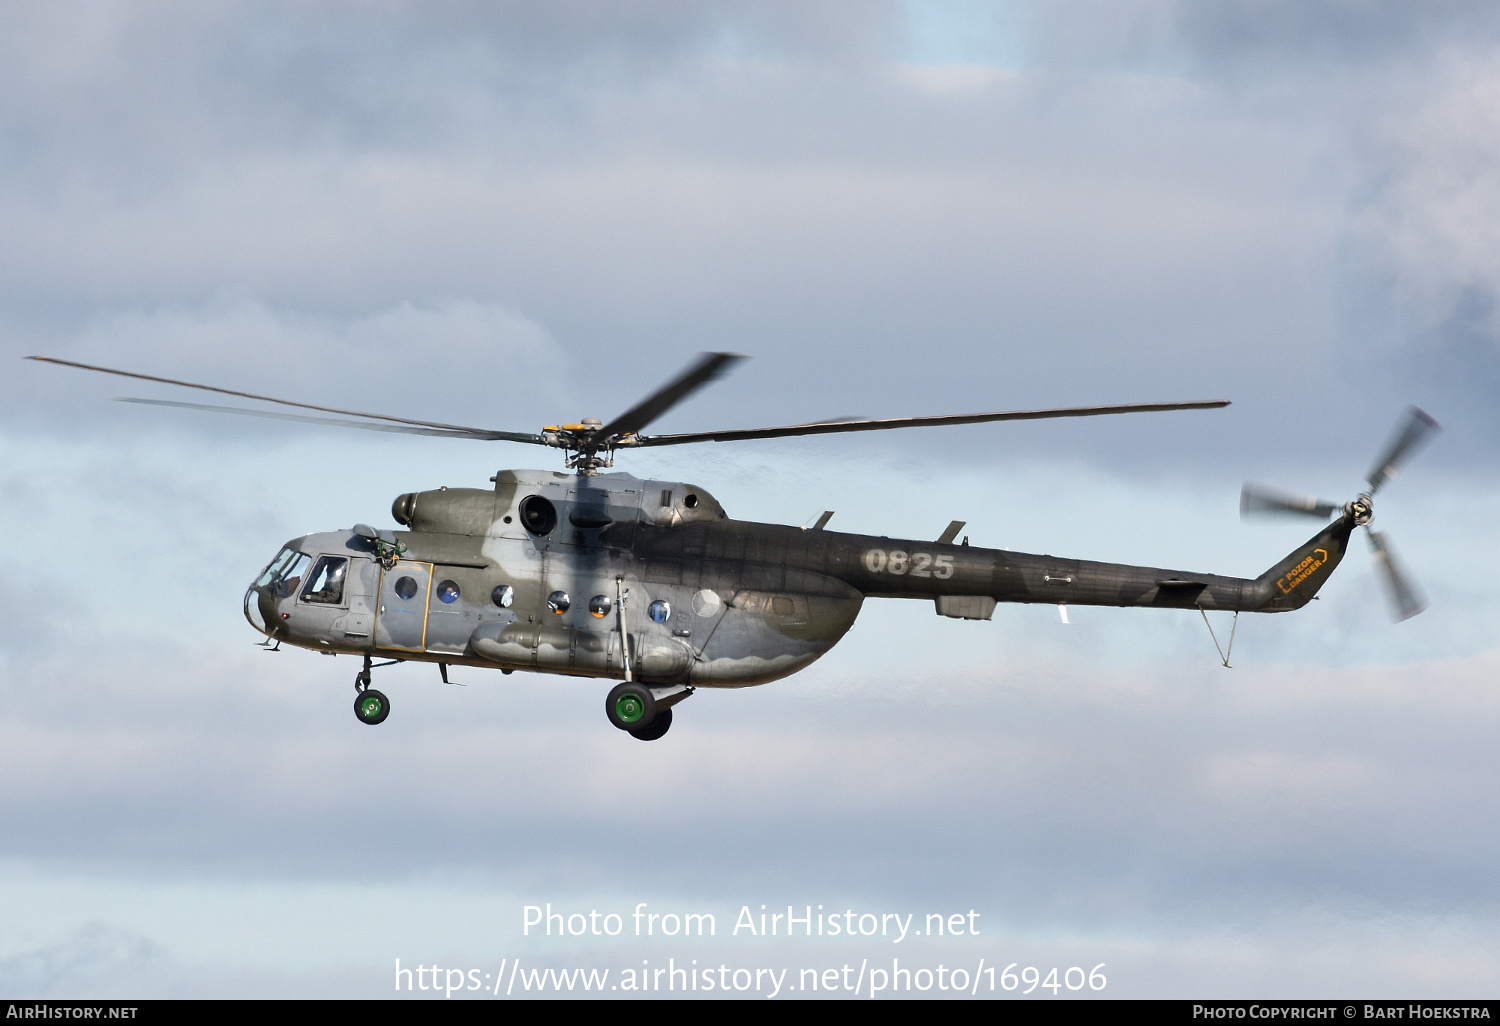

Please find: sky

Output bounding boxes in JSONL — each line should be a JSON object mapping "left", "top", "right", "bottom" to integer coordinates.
{"left": 2, "top": 0, "right": 1499, "bottom": 999}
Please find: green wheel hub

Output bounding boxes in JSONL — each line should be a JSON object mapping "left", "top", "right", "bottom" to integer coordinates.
{"left": 614, "top": 694, "right": 645, "bottom": 724}
{"left": 604, "top": 682, "right": 656, "bottom": 732}
{"left": 359, "top": 694, "right": 384, "bottom": 720}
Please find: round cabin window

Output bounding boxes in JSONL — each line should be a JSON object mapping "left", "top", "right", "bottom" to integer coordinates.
{"left": 546, "top": 591, "right": 571, "bottom": 615}
{"left": 491, "top": 585, "right": 514, "bottom": 608}
{"left": 436, "top": 580, "right": 460, "bottom": 604}
{"left": 648, "top": 599, "right": 671, "bottom": 624}
{"left": 394, "top": 576, "right": 418, "bottom": 600}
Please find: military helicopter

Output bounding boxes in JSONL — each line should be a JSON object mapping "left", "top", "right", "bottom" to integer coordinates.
{"left": 29, "top": 353, "right": 1438, "bottom": 740}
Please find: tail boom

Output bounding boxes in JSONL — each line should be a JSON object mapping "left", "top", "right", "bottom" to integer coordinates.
{"left": 839, "top": 515, "right": 1357, "bottom": 614}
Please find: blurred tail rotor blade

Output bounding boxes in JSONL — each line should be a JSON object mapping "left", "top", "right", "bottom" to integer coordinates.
{"left": 1240, "top": 482, "right": 1340, "bottom": 519}
{"left": 1366, "top": 407, "right": 1441, "bottom": 494}
{"left": 1366, "top": 529, "right": 1427, "bottom": 621}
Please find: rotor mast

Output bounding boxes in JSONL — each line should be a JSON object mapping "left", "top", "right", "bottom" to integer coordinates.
{"left": 540, "top": 418, "right": 629, "bottom": 474}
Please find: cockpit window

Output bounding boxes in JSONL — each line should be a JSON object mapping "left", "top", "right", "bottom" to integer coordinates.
{"left": 266, "top": 551, "right": 311, "bottom": 598}
{"left": 300, "top": 555, "right": 348, "bottom": 605}
{"left": 256, "top": 547, "right": 298, "bottom": 588}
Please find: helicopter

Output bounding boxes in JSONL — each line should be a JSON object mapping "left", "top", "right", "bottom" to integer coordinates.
{"left": 29, "top": 353, "right": 1438, "bottom": 740}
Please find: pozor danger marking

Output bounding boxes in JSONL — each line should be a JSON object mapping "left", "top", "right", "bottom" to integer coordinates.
{"left": 1276, "top": 548, "right": 1328, "bottom": 595}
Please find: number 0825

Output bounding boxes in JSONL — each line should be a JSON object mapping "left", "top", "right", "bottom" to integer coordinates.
{"left": 862, "top": 549, "right": 954, "bottom": 579}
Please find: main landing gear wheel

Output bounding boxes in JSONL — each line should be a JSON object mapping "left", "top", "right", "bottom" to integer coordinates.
{"left": 628, "top": 706, "right": 672, "bottom": 741}
{"left": 354, "top": 689, "right": 390, "bottom": 725}
{"left": 606, "top": 682, "right": 656, "bottom": 732}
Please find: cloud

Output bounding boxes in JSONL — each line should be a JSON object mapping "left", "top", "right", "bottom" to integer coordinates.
{"left": 1172, "top": 0, "right": 1500, "bottom": 71}
{"left": 0, "top": 923, "right": 175, "bottom": 998}
{"left": 2, "top": 642, "right": 1499, "bottom": 995}
{"left": 0, "top": 2, "right": 1380, "bottom": 473}
{"left": 1354, "top": 55, "right": 1500, "bottom": 333}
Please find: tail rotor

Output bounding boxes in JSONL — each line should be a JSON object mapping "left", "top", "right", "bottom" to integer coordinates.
{"left": 1238, "top": 483, "right": 1341, "bottom": 519}
{"left": 1367, "top": 406, "right": 1441, "bottom": 495}
{"left": 1366, "top": 528, "right": 1426, "bottom": 621}
{"left": 1240, "top": 406, "right": 1439, "bottom": 622}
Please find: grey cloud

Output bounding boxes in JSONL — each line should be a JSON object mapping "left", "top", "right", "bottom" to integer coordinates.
{"left": 0, "top": 923, "right": 174, "bottom": 998}
{"left": 1013, "top": 1, "right": 1500, "bottom": 73}
{"left": 0, "top": 12, "right": 1404, "bottom": 482}
{"left": 0, "top": 1, "right": 1426, "bottom": 461}
{"left": 1171, "top": 0, "right": 1500, "bottom": 71}
{"left": 0, "top": 2, "right": 902, "bottom": 164}
{"left": 3, "top": 637, "right": 1497, "bottom": 926}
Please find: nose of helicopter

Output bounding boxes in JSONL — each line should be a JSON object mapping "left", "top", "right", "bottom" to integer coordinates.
{"left": 244, "top": 542, "right": 308, "bottom": 637}
{"left": 244, "top": 565, "right": 284, "bottom": 636}
{"left": 243, "top": 571, "right": 278, "bottom": 636}
{"left": 244, "top": 582, "right": 272, "bottom": 635}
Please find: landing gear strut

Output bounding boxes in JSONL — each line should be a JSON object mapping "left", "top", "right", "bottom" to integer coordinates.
{"left": 353, "top": 655, "right": 391, "bottom": 726}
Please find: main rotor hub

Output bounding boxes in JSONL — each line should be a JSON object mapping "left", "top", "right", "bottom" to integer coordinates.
{"left": 539, "top": 418, "right": 618, "bottom": 473}
{"left": 1347, "top": 493, "right": 1374, "bottom": 527}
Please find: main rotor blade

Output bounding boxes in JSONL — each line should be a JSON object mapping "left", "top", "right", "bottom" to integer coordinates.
{"left": 1367, "top": 406, "right": 1441, "bottom": 494}
{"left": 1366, "top": 528, "right": 1427, "bottom": 621}
{"left": 633, "top": 399, "right": 1230, "bottom": 447}
{"left": 589, "top": 352, "right": 745, "bottom": 446}
{"left": 27, "top": 355, "right": 542, "bottom": 442}
{"left": 115, "top": 398, "right": 536, "bottom": 442}
{"left": 1239, "top": 482, "right": 1340, "bottom": 519}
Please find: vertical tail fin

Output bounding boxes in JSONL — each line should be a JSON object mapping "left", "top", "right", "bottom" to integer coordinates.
{"left": 1248, "top": 515, "right": 1358, "bottom": 611}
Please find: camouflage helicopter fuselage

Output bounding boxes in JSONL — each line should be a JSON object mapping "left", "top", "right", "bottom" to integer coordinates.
{"left": 246, "top": 469, "right": 1359, "bottom": 688}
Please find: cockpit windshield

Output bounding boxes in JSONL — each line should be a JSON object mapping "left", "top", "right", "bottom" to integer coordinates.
{"left": 255, "top": 546, "right": 311, "bottom": 597}
{"left": 255, "top": 548, "right": 295, "bottom": 587}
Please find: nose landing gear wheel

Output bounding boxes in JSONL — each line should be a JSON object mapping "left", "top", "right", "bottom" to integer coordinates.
{"left": 628, "top": 706, "right": 672, "bottom": 741}
{"left": 605, "top": 682, "right": 656, "bottom": 732}
{"left": 354, "top": 689, "right": 390, "bottom": 725}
